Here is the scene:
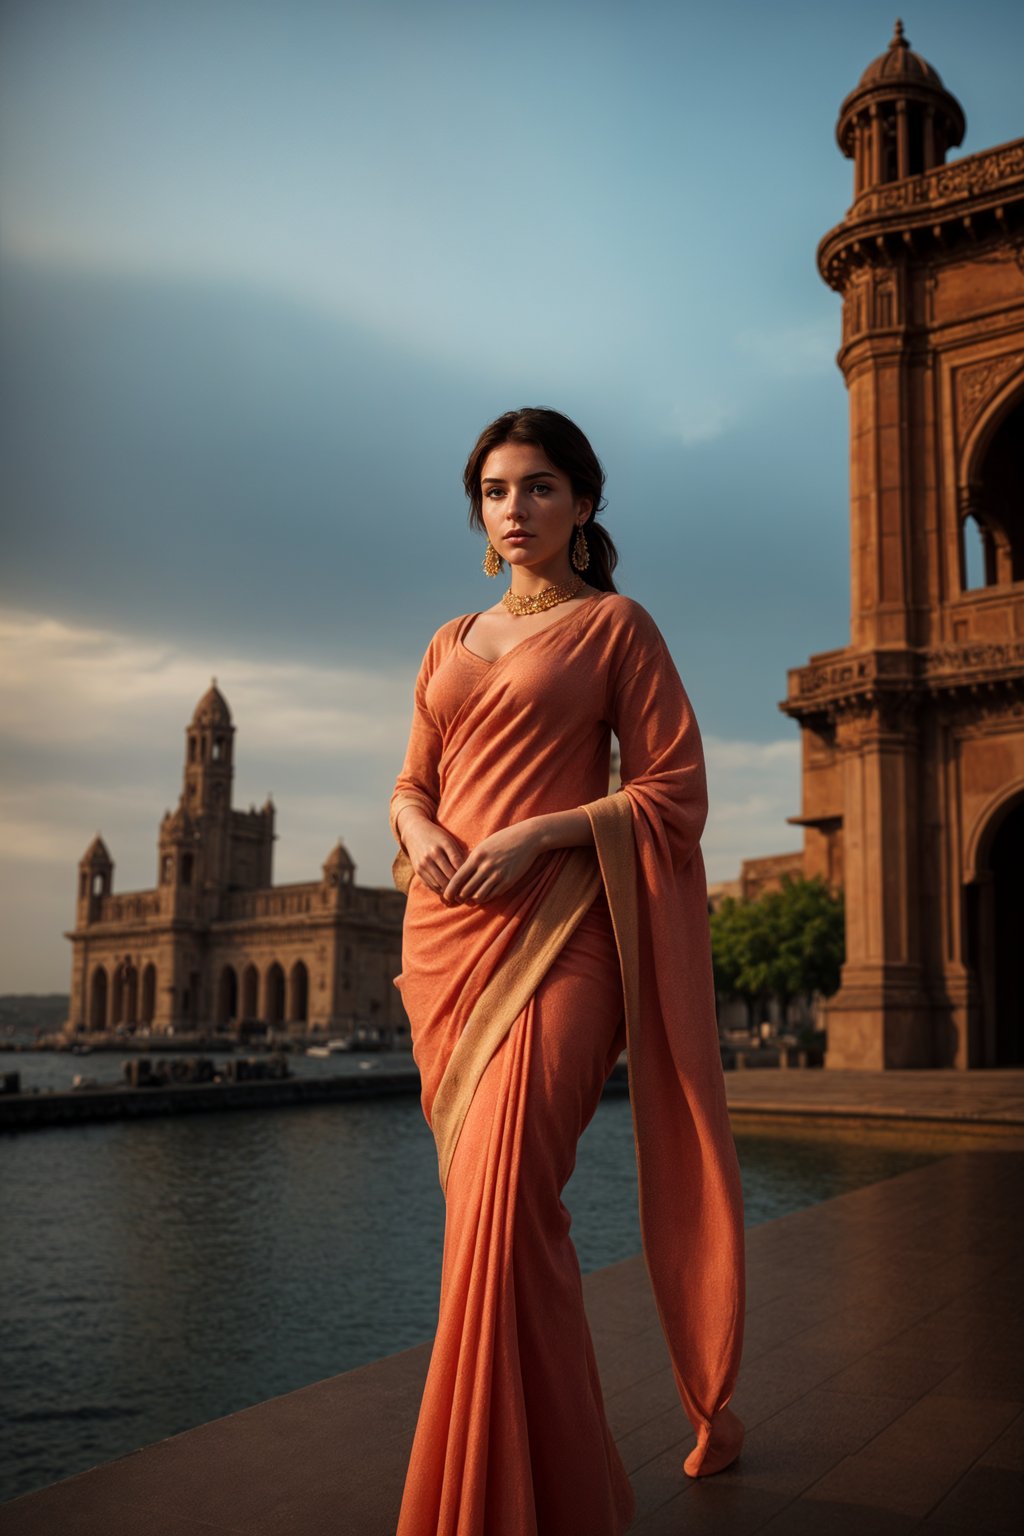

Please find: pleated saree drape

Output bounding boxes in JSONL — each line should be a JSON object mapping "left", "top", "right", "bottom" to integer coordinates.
{"left": 389, "top": 592, "right": 745, "bottom": 1535}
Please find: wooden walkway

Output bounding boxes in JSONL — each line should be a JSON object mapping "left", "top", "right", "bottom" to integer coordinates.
{"left": 3, "top": 1145, "right": 1021, "bottom": 1535}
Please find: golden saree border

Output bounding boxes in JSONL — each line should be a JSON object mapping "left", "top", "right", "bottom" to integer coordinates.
{"left": 429, "top": 846, "right": 602, "bottom": 1193}
{"left": 579, "top": 792, "right": 639, "bottom": 1032}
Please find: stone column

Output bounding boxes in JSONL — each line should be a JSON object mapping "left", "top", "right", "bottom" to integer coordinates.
{"left": 823, "top": 702, "right": 932, "bottom": 1067}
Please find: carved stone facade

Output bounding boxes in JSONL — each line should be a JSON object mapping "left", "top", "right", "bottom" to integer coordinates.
{"left": 781, "top": 24, "right": 1024, "bottom": 1069}
{"left": 65, "top": 684, "right": 409, "bottom": 1043}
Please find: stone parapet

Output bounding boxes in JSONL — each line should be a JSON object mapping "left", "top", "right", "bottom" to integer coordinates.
{"left": 818, "top": 136, "right": 1024, "bottom": 289}
{"left": 781, "top": 642, "right": 1024, "bottom": 721}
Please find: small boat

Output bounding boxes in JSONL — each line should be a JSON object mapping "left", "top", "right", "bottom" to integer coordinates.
{"left": 305, "top": 1046, "right": 331, "bottom": 1059}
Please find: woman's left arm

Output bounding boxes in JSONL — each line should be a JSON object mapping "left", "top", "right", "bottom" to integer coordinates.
{"left": 441, "top": 807, "right": 594, "bottom": 904}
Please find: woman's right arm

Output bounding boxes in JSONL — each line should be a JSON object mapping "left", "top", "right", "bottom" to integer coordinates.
{"left": 390, "top": 636, "right": 467, "bottom": 896}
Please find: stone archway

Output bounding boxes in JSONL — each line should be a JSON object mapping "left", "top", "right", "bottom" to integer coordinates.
{"left": 89, "top": 966, "right": 108, "bottom": 1031}
{"left": 959, "top": 380, "right": 1024, "bottom": 593}
{"left": 140, "top": 964, "right": 157, "bottom": 1025}
{"left": 217, "top": 965, "right": 239, "bottom": 1027}
{"left": 124, "top": 963, "right": 138, "bottom": 1025}
{"left": 241, "top": 963, "right": 259, "bottom": 1020}
{"left": 265, "top": 963, "right": 285, "bottom": 1026}
{"left": 111, "top": 967, "right": 124, "bottom": 1027}
{"left": 964, "top": 789, "right": 1024, "bottom": 1066}
{"left": 288, "top": 961, "right": 309, "bottom": 1025}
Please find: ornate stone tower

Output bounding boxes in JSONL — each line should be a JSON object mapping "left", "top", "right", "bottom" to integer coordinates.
{"left": 77, "top": 835, "right": 113, "bottom": 926}
{"left": 182, "top": 680, "right": 234, "bottom": 893}
{"left": 781, "top": 24, "right": 1024, "bottom": 1069}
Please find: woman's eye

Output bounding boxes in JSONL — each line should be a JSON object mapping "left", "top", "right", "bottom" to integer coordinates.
{"left": 531, "top": 482, "right": 551, "bottom": 495}
{"left": 485, "top": 487, "right": 505, "bottom": 499}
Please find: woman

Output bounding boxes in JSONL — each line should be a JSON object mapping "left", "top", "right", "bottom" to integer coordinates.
{"left": 390, "top": 408, "right": 745, "bottom": 1535}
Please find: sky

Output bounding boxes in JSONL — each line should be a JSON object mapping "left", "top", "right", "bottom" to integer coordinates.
{"left": 2, "top": 0, "right": 1022, "bottom": 990}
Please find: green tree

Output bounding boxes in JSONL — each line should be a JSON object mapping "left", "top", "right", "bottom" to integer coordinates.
{"left": 710, "top": 895, "right": 771, "bottom": 1028}
{"left": 710, "top": 875, "right": 844, "bottom": 1027}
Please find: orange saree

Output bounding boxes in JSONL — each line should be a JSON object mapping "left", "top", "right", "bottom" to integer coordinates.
{"left": 389, "top": 591, "right": 745, "bottom": 1535}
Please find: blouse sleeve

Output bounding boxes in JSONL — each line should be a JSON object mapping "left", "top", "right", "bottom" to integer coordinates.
{"left": 607, "top": 611, "right": 709, "bottom": 872}
{"left": 389, "top": 632, "right": 446, "bottom": 851}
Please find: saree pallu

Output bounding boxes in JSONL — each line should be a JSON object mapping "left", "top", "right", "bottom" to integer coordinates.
{"left": 390, "top": 592, "right": 746, "bottom": 1535}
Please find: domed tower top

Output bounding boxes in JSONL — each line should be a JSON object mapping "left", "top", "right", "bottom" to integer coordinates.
{"left": 856, "top": 18, "right": 944, "bottom": 89}
{"left": 322, "top": 839, "right": 356, "bottom": 887}
{"left": 79, "top": 834, "right": 112, "bottom": 868}
{"left": 191, "top": 679, "right": 232, "bottom": 729}
{"left": 837, "top": 20, "right": 965, "bottom": 197}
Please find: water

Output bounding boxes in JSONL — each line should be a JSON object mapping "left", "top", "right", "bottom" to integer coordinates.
{"left": 0, "top": 1095, "right": 963, "bottom": 1503}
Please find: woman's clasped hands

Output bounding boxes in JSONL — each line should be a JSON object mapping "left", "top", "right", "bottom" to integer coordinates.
{"left": 400, "top": 811, "right": 544, "bottom": 905}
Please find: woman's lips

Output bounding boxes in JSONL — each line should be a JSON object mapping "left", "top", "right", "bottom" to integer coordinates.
{"left": 504, "top": 533, "right": 534, "bottom": 543}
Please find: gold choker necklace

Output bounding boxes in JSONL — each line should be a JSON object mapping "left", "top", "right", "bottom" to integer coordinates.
{"left": 501, "top": 576, "right": 585, "bottom": 616}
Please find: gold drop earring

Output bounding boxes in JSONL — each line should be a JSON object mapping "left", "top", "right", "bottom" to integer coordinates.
{"left": 482, "top": 541, "right": 502, "bottom": 578}
{"left": 571, "top": 524, "right": 590, "bottom": 572}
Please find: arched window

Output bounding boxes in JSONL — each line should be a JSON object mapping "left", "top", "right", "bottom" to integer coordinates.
{"left": 962, "top": 392, "right": 1024, "bottom": 592}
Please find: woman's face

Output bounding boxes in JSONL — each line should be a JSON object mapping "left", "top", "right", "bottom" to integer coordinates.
{"left": 479, "top": 440, "right": 591, "bottom": 576}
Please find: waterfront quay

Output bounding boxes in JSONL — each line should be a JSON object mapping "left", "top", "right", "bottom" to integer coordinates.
{"left": 3, "top": 1072, "right": 1022, "bottom": 1535}
{"left": 3, "top": 1145, "right": 1021, "bottom": 1535}
{"left": 0, "top": 1065, "right": 422, "bottom": 1130}
{"left": 0, "top": 1059, "right": 630, "bottom": 1130}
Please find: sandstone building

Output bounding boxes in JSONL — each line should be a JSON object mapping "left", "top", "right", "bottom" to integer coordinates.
{"left": 781, "top": 24, "right": 1024, "bottom": 1068}
{"left": 66, "top": 684, "right": 408, "bottom": 1042}
{"left": 707, "top": 851, "right": 807, "bottom": 912}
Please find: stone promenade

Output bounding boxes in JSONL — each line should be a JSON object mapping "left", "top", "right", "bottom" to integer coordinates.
{"left": 3, "top": 1079, "right": 1022, "bottom": 1535}
{"left": 724, "top": 1066, "right": 1024, "bottom": 1128}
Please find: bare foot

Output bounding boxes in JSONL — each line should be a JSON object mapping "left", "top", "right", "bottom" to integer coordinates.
{"left": 683, "top": 1404, "right": 745, "bottom": 1478}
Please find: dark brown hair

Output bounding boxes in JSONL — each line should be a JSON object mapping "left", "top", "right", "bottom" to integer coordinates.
{"left": 463, "top": 407, "right": 619, "bottom": 593}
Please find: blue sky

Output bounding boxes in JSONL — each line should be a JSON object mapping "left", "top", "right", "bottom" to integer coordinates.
{"left": 2, "top": 0, "right": 1022, "bottom": 988}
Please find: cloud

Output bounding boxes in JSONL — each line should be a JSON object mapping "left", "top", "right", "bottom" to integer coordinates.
{"left": 702, "top": 734, "right": 802, "bottom": 880}
{"left": 0, "top": 609, "right": 413, "bottom": 758}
